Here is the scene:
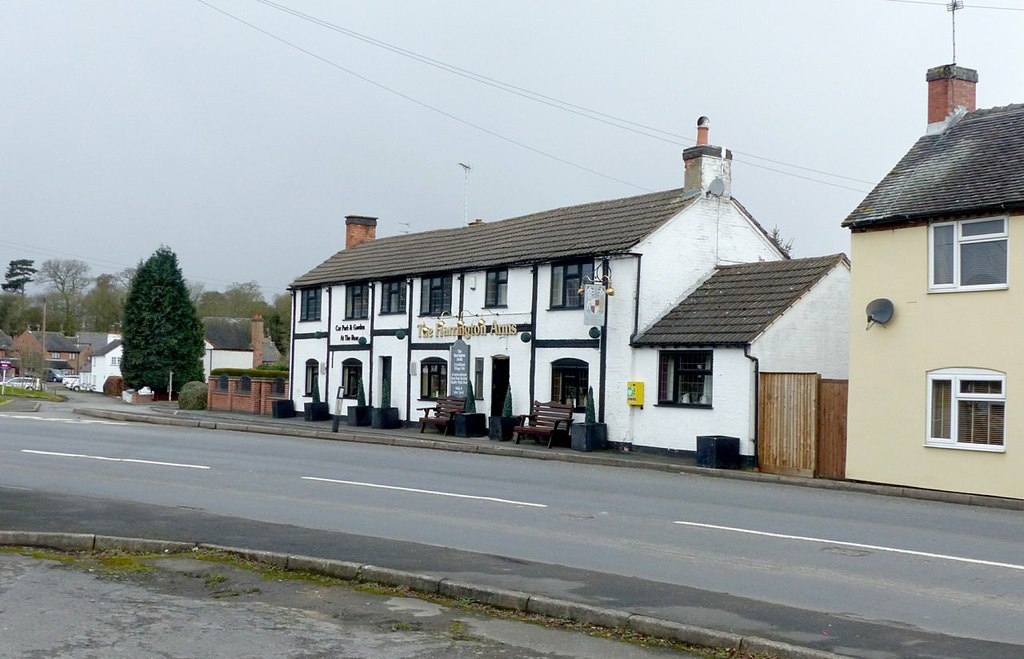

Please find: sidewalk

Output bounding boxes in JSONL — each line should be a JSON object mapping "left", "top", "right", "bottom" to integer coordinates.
{"left": 70, "top": 397, "right": 1024, "bottom": 511}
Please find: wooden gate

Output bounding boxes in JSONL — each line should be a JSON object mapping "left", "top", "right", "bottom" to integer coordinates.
{"left": 758, "top": 373, "right": 847, "bottom": 479}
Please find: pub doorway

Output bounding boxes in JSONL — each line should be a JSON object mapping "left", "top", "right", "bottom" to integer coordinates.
{"left": 490, "top": 356, "right": 510, "bottom": 416}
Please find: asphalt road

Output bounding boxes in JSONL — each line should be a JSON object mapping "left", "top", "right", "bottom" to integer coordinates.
{"left": 2, "top": 398, "right": 1023, "bottom": 657}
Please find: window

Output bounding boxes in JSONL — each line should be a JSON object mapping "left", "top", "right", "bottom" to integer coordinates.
{"left": 485, "top": 269, "right": 508, "bottom": 307}
{"left": 550, "top": 261, "right": 594, "bottom": 309}
{"left": 217, "top": 374, "right": 229, "bottom": 391}
{"left": 299, "top": 288, "right": 322, "bottom": 321}
{"left": 927, "top": 368, "right": 1005, "bottom": 451}
{"left": 381, "top": 279, "right": 406, "bottom": 314}
{"left": 420, "top": 275, "right": 452, "bottom": 316}
{"left": 658, "top": 351, "right": 713, "bottom": 406}
{"left": 474, "top": 357, "right": 484, "bottom": 399}
{"left": 110, "top": 356, "right": 120, "bottom": 367}
{"left": 272, "top": 377, "right": 287, "bottom": 395}
{"left": 345, "top": 283, "right": 369, "bottom": 319}
{"left": 420, "top": 358, "right": 447, "bottom": 399}
{"left": 341, "top": 358, "right": 362, "bottom": 399}
{"left": 238, "top": 375, "right": 252, "bottom": 394}
{"left": 930, "top": 218, "right": 1007, "bottom": 291}
{"left": 304, "top": 359, "right": 319, "bottom": 396}
{"left": 551, "top": 358, "right": 588, "bottom": 411}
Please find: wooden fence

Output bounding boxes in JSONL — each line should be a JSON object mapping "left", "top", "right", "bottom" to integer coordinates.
{"left": 758, "top": 373, "right": 847, "bottom": 479}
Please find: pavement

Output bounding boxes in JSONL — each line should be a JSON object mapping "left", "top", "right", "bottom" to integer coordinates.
{"left": 4, "top": 391, "right": 1024, "bottom": 658}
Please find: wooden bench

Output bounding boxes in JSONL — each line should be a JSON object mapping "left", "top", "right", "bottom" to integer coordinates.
{"left": 418, "top": 396, "right": 466, "bottom": 436}
{"left": 514, "top": 400, "right": 575, "bottom": 448}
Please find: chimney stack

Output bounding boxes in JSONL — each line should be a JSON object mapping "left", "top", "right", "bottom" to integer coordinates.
{"left": 250, "top": 313, "right": 264, "bottom": 369}
{"left": 927, "top": 64, "right": 977, "bottom": 127}
{"left": 683, "top": 116, "right": 732, "bottom": 198}
{"left": 345, "top": 215, "right": 377, "bottom": 249}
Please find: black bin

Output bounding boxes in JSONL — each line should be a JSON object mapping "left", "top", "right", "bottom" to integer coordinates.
{"left": 271, "top": 399, "right": 296, "bottom": 419}
{"left": 696, "top": 435, "right": 740, "bottom": 469}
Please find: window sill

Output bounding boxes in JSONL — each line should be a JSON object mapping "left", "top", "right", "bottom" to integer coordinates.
{"left": 483, "top": 304, "right": 508, "bottom": 309}
{"left": 297, "top": 319, "right": 322, "bottom": 323}
{"left": 924, "top": 442, "right": 1005, "bottom": 453}
{"left": 928, "top": 284, "right": 1008, "bottom": 294}
{"left": 655, "top": 402, "right": 713, "bottom": 409}
{"left": 343, "top": 316, "right": 369, "bottom": 321}
{"left": 547, "top": 306, "right": 584, "bottom": 312}
{"left": 379, "top": 311, "right": 406, "bottom": 316}
{"left": 419, "top": 312, "right": 451, "bottom": 318}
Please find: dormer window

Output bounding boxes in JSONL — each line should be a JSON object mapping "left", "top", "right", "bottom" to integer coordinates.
{"left": 929, "top": 218, "right": 1007, "bottom": 292}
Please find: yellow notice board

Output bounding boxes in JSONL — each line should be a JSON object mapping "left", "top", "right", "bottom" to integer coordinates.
{"left": 626, "top": 381, "right": 644, "bottom": 407}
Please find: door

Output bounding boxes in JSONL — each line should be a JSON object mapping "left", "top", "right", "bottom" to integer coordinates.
{"left": 490, "top": 356, "right": 510, "bottom": 417}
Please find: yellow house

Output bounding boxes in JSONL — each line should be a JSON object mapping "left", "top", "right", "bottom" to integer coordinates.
{"left": 844, "top": 64, "right": 1024, "bottom": 500}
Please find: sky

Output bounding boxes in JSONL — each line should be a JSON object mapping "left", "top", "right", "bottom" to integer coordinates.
{"left": 3, "top": 0, "right": 1023, "bottom": 299}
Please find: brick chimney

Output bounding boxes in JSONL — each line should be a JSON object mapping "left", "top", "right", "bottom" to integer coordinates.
{"left": 683, "top": 116, "right": 732, "bottom": 198}
{"left": 927, "top": 64, "right": 977, "bottom": 127}
{"left": 250, "top": 313, "right": 264, "bottom": 368}
{"left": 345, "top": 215, "right": 377, "bottom": 249}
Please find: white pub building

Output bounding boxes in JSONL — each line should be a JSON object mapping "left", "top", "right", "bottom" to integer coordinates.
{"left": 289, "top": 120, "right": 849, "bottom": 462}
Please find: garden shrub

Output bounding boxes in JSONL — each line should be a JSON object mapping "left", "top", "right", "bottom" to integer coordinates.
{"left": 178, "top": 381, "right": 208, "bottom": 410}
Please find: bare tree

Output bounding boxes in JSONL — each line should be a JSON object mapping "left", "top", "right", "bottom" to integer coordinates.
{"left": 38, "top": 259, "right": 92, "bottom": 334}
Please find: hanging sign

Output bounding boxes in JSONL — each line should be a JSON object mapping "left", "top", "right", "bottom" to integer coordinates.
{"left": 583, "top": 284, "right": 606, "bottom": 326}
{"left": 449, "top": 339, "right": 470, "bottom": 398}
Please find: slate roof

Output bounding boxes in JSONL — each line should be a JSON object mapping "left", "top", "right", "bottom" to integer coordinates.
{"left": 75, "top": 332, "right": 114, "bottom": 352}
{"left": 202, "top": 317, "right": 253, "bottom": 351}
{"left": 634, "top": 254, "right": 847, "bottom": 346}
{"left": 843, "top": 104, "right": 1024, "bottom": 228}
{"left": 94, "top": 339, "right": 122, "bottom": 357}
{"left": 28, "top": 331, "right": 80, "bottom": 353}
{"left": 292, "top": 188, "right": 699, "bottom": 288}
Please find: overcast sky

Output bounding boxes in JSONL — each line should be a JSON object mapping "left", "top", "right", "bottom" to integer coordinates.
{"left": 3, "top": 1, "right": 1023, "bottom": 299}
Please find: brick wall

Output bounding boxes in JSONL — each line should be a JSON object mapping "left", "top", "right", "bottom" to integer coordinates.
{"left": 207, "top": 376, "right": 289, "bottom": 415}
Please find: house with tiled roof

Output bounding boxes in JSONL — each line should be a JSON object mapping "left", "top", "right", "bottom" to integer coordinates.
{"left": 290, "top": 119, "right": 848, "bottom": 460}
{"left": 202, "top": 315, "right": 281, "bottom": 380}
{"left": 843, "top": 64, "right": 1024, "bottom": 500}
{"left": 81, "top": 338, "right": 122, "bottom": 392}
{"left": 13, "top": 330, "right": 82, "bottom": 375}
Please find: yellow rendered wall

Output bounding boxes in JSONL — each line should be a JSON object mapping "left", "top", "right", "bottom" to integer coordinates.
{"left": 846, "top": 217, "right": 1024, "bottom": 500}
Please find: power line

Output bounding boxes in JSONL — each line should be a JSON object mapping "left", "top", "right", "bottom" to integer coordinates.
{"left": 883, "top": 0, "right": 1024, "bottom": 10}
{"left": 252, "top": 0, "right": 875, "bottom": 188}
{"left": 199, "top": 0, "right": 871, "bottom": 193}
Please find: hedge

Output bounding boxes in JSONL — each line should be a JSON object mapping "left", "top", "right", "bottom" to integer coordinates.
{"left": 209, "top": 368, "right": 288, "bottom": 379}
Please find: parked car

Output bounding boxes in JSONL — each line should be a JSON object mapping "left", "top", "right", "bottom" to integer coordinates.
{"left": 45, "top": 369, "right": 67, "bottom": 382}
{"left": 62, "top": 376, "right": 82, "bottom": 391}
{"left": 3, "top": 376, "right": 37, "bottom": 391}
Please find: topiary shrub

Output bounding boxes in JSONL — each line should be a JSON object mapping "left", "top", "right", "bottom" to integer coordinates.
{"left": 178, "top": 381, "right": 208, "bottom": 410}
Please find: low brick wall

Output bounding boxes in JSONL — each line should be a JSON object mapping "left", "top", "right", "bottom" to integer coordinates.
{"left": 207, "top": 376, "right": 289, "bottom": 415}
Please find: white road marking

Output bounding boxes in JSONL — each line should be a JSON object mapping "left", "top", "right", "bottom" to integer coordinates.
{"left": 674, "top": 520, "right": 1024, "bottom": 571}
{"left": 0, "top": 414, "right": 125, "bottom": 425}
{"left": 302, "top": 476, "right": 547, "bottom": 508}
{"left": 21, "top": 449, "right": 210, "bottom": 470}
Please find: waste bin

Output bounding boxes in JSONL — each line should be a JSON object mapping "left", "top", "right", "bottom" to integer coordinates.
{"left": 696, "top": 435, "right": 740, "bottom": 469}
{"left": 271, "top": 399, "right": 296, "bottom": 419}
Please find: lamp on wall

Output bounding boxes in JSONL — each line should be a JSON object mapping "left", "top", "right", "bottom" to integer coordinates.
{"left": 577, "top": 262, "right": 615, "bottom": 297}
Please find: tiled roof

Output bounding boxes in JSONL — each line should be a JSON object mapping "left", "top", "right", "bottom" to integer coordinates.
{"left": 291, "top": 188, "right": 698, "bottom": 288}
{"left": 202, "top": 317, "right": 253, "bottom": 351}
{"left": 634, "top": 254, "right": 847, "bottom": 346}
{"left": 28, "top": 331, "right": 80, "bottom": 353}
{"left": 94, "top": 339, "right": 122, "bottom": 357}
{"left": 843, "top": 104, "right": 1024, "bottom": 228}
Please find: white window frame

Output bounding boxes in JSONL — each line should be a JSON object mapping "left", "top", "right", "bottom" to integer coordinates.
{"left": 925, "top": 368, "right": 1006, "bottom": 452}
{"left": 928, "top": 217, "right": 1008, "bottom": 292}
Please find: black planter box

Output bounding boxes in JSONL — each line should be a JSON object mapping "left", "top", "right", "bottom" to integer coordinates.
{"left": 696, "top": 435, "right": 740, "bottom": 469}
{"left": 271, "top": 399, "right": 296, "bottom": 419}
{"left": 570, "top": 423, "right": 607, "bottom": 452}
{"left": 347, "top": 406, "right": 372, "bottom": 427}
{"left": 372, "top": 407, "right": 403, "bottom": 429}
{"left": 304, "top": 402, "right": 331, "bottom": 422}
{"left": 488, "top": 416, "right": 517, "bottom": 442}
{"left": 454, "top": 413, "right": 487, "bottom": 438}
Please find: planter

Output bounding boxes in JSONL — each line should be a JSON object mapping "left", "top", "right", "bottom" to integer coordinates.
{"left": 570, "top": 423, "right": 607, "bottom": 452}
{"left": 372, "top": 407, "right": 403, "bottom": 429}
{"left": 347, "top": 405, "right": 372, "bottom": 427}
{"left": 488, "top": 416, "right": 517, "bottom": 442}
{"left": 304, "top": 402, "right": 331, "bottom": 422}
{"left": 696, "top": 435, "right": 740, "bottom": 469}
{"left": 271, "top": 399, "right": 296, "bottom": 419}
{"left": 454, "top": 412, "right": 487, "bottom": 438}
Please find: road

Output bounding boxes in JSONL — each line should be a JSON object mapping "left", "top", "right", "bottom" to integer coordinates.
{"left": 2, "top": 401, "right": 1023, "bottom": 657}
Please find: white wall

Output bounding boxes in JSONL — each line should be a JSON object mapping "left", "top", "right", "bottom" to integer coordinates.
{"left": 752, "top": 262, "right": 850, "bottom": 378}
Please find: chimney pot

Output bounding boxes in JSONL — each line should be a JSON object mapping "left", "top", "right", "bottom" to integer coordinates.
{"left": 345, "top": 215, "right": 378, "bottom": 249}
{"left": 696, "top": 115, "right": 710, "bottom": 146}
{"left": 926, "top": 64, "right": 978, "bottom": 126}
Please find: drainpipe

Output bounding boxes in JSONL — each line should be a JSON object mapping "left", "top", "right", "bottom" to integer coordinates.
{"left": 744, "top": 344, "right": 759, "bottom": 469}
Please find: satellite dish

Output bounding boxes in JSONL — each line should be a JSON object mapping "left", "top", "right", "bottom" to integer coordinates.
{"left": 865, "top": 298, "right": 894, "bottom": 329}
{"left": 708, "top": 177, "right": 726, "bottom": 198}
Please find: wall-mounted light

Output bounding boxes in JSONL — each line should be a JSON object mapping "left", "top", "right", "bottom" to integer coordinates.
{"left": 577, "top": 262, "right": 615, "bottom": 297}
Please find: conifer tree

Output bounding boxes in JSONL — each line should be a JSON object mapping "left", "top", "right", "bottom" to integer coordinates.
{"left": 121, "top": 247, "right": 205, "bottom": 393}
